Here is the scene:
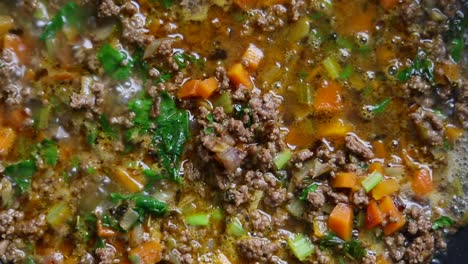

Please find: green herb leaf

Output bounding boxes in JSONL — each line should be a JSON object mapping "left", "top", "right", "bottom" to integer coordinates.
{"left": 370, "top": 97, "right": 391, "bottom": 114}
{"left": 98, "top": 44, "right": 134, "bottom": 80}
{"left": 40, "top": 2, "right": 82, "bottom": 40}
{"left": 432, "top": 216, "right": 455, "bottom": 230}
{"left": 99, "top": 114, "right": 117, "bottom": 139}
{"left": 450, "top": 38, "right": 464, "bottom": 63}
{"left": 320, "top": 233, "right": 366, "bottom": 260}
{"left": 128, "top": 97, "right": 153, "bottom": 131}
{"left": 133, "top": 48, "right": 148, "bottom": 82}
{"left": 151, "top": 0, "right": 173, "bottom": 9}
{"left": 154, "top": 93, "right": 190, "bottom": 183}
{"left": 299, "top": 183, "right": 318, "bottom": 201}
{"left": 5, "top": 160, "right": 37, "bottom": 193}
{"left": 154, "top": 72, "right": 173, "bottom": 84}
{"left": 38, "top": 139, "right": 59, "bottom": 166}
{"left": 397, "top": 49, "right": 434, "bottom": 82}
{"left": 339, "top": 64, "right": 353, "bottom": 80}
{"left": 110, "top": 193, "right": 168, "bottom": 217}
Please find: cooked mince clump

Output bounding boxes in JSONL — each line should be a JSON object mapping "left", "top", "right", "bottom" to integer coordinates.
{"left": 0, "top": 0, "right": 467, "bottom": 263}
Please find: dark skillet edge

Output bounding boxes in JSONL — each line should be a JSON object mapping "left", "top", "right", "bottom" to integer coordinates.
{"left": 434, "top": 226, "right": 468, "bottom": 263}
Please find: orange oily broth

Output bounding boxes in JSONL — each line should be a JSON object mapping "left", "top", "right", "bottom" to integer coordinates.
{"left": 0, "top": 0, "right": 465, "bottom": 263}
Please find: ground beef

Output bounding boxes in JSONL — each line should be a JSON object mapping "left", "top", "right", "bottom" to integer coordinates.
{"left": 406, "top": 232, "right": 435, "bottom": 263}
{"left": 237, "top": 237, "right": 279, "bottom": 263}
{"left": 215, "top": 66, "right": 230, "bottom": 91}
{"left": 384, "top": 233, "right": 406, "bottom": 262}
{"left": 409, "top": 107, "right": 444, "bottom": 146}
{"left": 250, "top": 209, "right": 271, "bottom": 232}
{"left": 314, "top": 248, "right": 331, "bottom": 264}
{"left": 98, "top": 0, "right": 120, "bottom": 17}
{"left": 290, "top": 0, "right": 306, "bottom": 21}
{"left": 250, "top": 5, "right": 287, "bottom": 32}
{"left": 0, "top": 209, "right": 24, "bottom": 239}
{"left": 399, "top": 0, "right": 424, "bottom": 24}
{"left": 352, "top": 189, "right": 369, "bottom": 208}
{"left": 292, "top": 149, "right": 314, "bottom": 168}
{"left": 322, "top": 185, "right": 349, "bottom": 204}
{"left": 0, "top": 49, "right": 28, "bottom": 105}
{"left": 229, "top": 185, "right": 251, "bottom": 207}
{"left": 121, "top": 13, "right": 154, "bottom": 46}
{"left": 0, "top": 239, "right": 26, "bottom": 263}
{"left": 70, "top": 93, "right": 96, "bottom": 109}
{"left": 345, "top": 134, "right": 374, "bottom": 160}
{"left": 407, "top": 206, "right": 432, "bottom": 235}
{"left": 95, "top": 246, "right": 117, "bottom": 264}
{"left": 455, "top": 80, "right": 468, "bottom": 129}
{"left": 249, "top": 90, "right": 282, "bottom": 123}
{"left": 307, "top": 189, "right": 325, "bottom": 210}
{"left": 401, "top": 76, "right": 432, "bottom": 98}
{"left": 263, "top": 173, "right": 291, "bottom": 207}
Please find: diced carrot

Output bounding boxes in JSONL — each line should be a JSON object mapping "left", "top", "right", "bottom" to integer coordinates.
{"left": 242, "top": 44, "right": 264, "bottom": 71}
{"left": 233, "top": 0, "right": 258, "bottom": 10}
{"left": 335, "top": 2, "right": 377, "bottom": 35}
{"left": 372, "top": 140, "right": 386, "bottom": 159}
{"left": 382, "top": 211, "right": 406, "bottom": 236}
{"left": 0, "top": 127, "right": 16, "bottom": 156}
{"left": 376, "top": 45, "right": 396, "bottom": 67}
{"left": 365, "top": 200, "right": 384, "bottom": 229}
{"left": 178, "top": 80, "right": 201, "bottom": 99}
{"left": 376, "top": 255, "right": 391, "bottom": 264}
{"left": 332, "top": 172, "right": 357, "bottom": 189}
{"left": 328, "top": 203, "right": 354, "bottom": 241}
{"left": 445, "top": 124, "right": 464, "bottom": 141}
{"left": 411, "top": 169, "right": 434, "bottom": 196}
{"left": 378, "top": 196, "right": 406, "bottom": 236}
{"left": 97, "top": 219, "right": 117, "bottom": 238}
{"left": 368, "top": 162, "right": 384, "bottom": 174}
{"left": 317, "top": 118, "right": 353, "bottom": 139}
{"left": 260, "top": 0, "right": 288, "bottom": 7}
{"left": 113, "top": 167, "right": 144, "bottom": 193}
{"left": 3, "top": 34, "right": 29, "bottom": 65}
{"left": 379, "top": 0, "right": 399, "bottom": 10}
{"left": 198, "top": 77, "right": 218, "bottom": 99}
{"left": 372, "top": 179, "right": 400, "bottom": 200}
{"left": 227, "top": 63, "right": 253, "bottom": 90}
{"left": 313, "top": 80, "right": 343, "bottom": 114}
{"left": 129, "top": 241, "right": 163, "bottom": 264}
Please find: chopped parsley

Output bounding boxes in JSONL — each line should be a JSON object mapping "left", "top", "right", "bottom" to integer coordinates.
{"left": 40, "top": 2, "right": 83, "bottom": 40}
{"left": 432, "top": 216, "right": 455, "bottom": 230}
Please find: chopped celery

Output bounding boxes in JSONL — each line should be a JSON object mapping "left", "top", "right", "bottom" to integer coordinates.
{"left": 119, "top": 208, "right": 140, "bottom": 231}
{"left": 227, "top": 217, "right": 246, "bottom": 237}
{"left": 289, "top": 17, "right": 310, "bottom": 43}
{"left": 214, "top": 93, "right": 233, "bottom": 114}
{"left": 186, "top": 213, "right": 210, "bottom": 226}
{"left": 288, "top": 234, "right": 314, "bottom": 261}
{"left": 322, "top": 57, "right": 342, "bottom": 80}
{"left": 211, "top": 208, "right": 224, "bottom": 221}
{"left": 362, "top": 171, "right": 383, "bottom": 192}
{"left": 274, "top": 149, "right": 292, "bottom": 170}
{"left": 34, "top": 105, "right": 51, "bottom": 130}
{"left": 297, "top": 82, "right": 313, "bottom": 106}
{"left": 47, "top": 201, "right": 70, "bottom": 228}
{"left": 287, "top": 198, "right": 305, "bottom": 218}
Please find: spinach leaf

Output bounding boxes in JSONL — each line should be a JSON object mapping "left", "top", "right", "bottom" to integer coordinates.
{"left": 432, "top": 216, "right": 455, "bottom": 230}
{"left": 38, "top": 139, "right": 59, "bottom": 166}
{"left": 99, "top": 114, "right": 118, "bottom": 139}
{"left": 110, "top": 193, "right": 168, "bottom": 217}
{"left": 150, "top": 0, "right": 173, "bottom": 9}
{"left": 397, "top": 49, "right": 434, "bottom": 82}
{"left": 5, "top": 160, "right": 37, "bottom": 193}
{"left": 154, "top": 93, "right": 190, "bottom": 183}
{"left": 98, "top": 44, "right": 134, "bottom": 81}
{"left": 299, "top": 183, "right": 318, "bottom": 201}
{"left": 320, "top": 233, "right": 366, "bottom": 260}
{"left": 133, "top": 48, "right": 148, "bottom": 83}
{"left": 128, "top": 97, "right": 153, "bottom": 131}
{"left": 40, "top": 2, "right": 82, "bottom": 40}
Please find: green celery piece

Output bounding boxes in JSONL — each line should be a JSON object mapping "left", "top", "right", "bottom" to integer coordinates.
{"left": 34, "top": 104, "right": 52, "bottom": 130}
{"left": 288, "top": 234, "right": 314, "bottom": 261}
{"left": 154, "top": 93, "right": 190, "bottom": 183}
{"left": 227, "top": 218, "right": 246, "bottom": 237}
{"left": 297, "top": 82, "right": 313, "bottom": 106}
{"left": 432, "top": 216, "right": 455, "bottom": 230}
{"left": 362, "top": 170, "right": 383, "bottom": 192}
{"left": 214, "top": 93, "right": 234, "bottom": 114}
{"left": 38, "top": 139, "right": 59, "bottom": 166}
{"left": 274, "top": 149, "right": 292, "bottom": 170}
{"left": 98, "top": 44, "right": 134, "bottom": 80}
{"left": 299, "top": 183, "right": 318, "bottom": 201}
{"left": 40, "top": 2, "right": 82, "bottom": 40}
{"left": 186, "top": 213, "right": 210, "bottom": 226}
{"left": 322, "top": 56, "right": 341, "bottom": 80}
{"left": 5, "top": 160, "right": 37, "bottom": 193}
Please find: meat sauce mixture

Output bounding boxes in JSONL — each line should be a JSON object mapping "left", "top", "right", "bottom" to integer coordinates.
{"left": 0, "top": 0, "right": 467, "bottom": 263}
